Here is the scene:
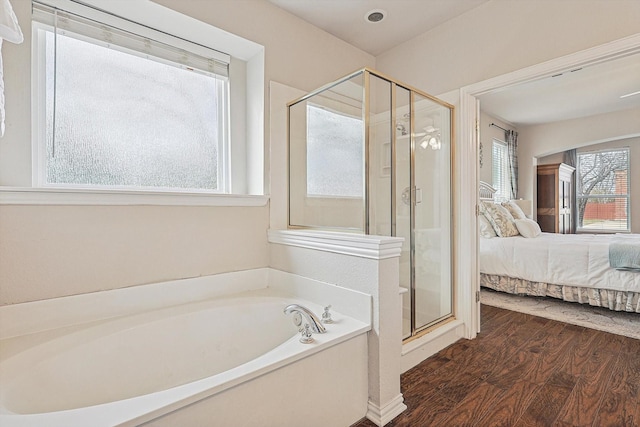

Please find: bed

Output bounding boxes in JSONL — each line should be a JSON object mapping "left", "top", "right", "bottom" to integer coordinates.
{"left": 478, "top": 181, "right": 640, "bottom": 313}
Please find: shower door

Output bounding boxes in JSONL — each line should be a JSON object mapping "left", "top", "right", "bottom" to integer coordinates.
{"left": 390, "top": 92, "right": 452, "bottom": 339}
{"left": 368, "top": 74, "right": 453, "bottom": 339}
{"left": 410, "top": 93, "right": 452, "bottom": 335}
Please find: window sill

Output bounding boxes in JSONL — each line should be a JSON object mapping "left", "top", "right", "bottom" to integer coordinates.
{"left": 576, "top": 229, "right": 631, "bottom": 235}
{"left": 0, "top": 187, "right": 269, "bottom": 207}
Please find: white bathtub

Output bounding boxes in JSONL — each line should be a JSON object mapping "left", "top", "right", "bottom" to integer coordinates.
{"left": 0, "top": 269, "right": 371, "bottom": 426}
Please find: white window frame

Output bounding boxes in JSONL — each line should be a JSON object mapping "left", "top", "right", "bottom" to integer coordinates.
{"left": 31, "top": 1, "right": 231, "bottom": 194}
{"left": 0, "top": 0, "right": 266, "bottom": 204}
{"left": 576, "top": 147, "right": 630, "bottom": 233}
{"left": 492, "top": 139, "right": 510, "bottom": 202}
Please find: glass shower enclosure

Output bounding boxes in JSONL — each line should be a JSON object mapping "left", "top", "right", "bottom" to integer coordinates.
{"left": 288, "top": 68, "right": 454, "bottom": 339}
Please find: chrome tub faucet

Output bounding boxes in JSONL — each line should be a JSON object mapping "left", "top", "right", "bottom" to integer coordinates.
{"left": 284, "top": 304, "right": 327, "bottom": 335}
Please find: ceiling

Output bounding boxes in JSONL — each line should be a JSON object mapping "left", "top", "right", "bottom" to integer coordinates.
{"left": 268, "top": 0, "right": 640, "bottom": 126}
{"left": 268, "top": 0, "right": 488, "bottom": 56}
{"left": 479, "top": 53, "right": 640, "bottom": 126}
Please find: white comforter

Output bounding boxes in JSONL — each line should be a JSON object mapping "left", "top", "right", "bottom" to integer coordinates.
{"left": 480, "top": 232, "right": 640, "bottom": 293}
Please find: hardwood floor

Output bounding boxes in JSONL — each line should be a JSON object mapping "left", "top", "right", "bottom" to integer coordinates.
{"left": 352, "top": 304, "right": 640, "bottom": 427}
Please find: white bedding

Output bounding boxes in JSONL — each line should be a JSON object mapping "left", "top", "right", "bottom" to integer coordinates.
{"left": 480, "top": 232, "right": 640, "bottom": 293}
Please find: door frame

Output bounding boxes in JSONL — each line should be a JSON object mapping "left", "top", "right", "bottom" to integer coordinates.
{"left": 458, "top": 33, "right": 640, "bottom": 339}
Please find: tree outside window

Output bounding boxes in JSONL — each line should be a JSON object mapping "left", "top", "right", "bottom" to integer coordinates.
{"left": 576, "top": 148, "right": 629, "bottom": 232}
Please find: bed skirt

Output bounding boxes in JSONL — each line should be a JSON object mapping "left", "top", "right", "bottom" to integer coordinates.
{"left": 481, "top": 274, "right": 640, "bottom": 313}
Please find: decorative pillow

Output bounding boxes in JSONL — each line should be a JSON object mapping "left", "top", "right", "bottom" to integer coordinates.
{"left": 515, "top": 219, "right": 542, "bottom": 238}
{"left": 482, "top": 201, "right": 519, "bottom": 237}
{"left": 479, "top": 214, "right": 497, "bottom": 238}
{"left": 502, "top": 200, "right": 527, "bottom": 220}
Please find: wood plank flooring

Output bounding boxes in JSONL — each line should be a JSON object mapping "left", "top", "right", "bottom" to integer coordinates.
{"left": 352, "top": 304, "right": 640, "bottom": 427}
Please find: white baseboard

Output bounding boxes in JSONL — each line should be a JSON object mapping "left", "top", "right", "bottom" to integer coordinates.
{"left": 366, "top": 394, "right": 407, "bottom": 426}
{"left": 401, "top": 319, "right": 465, "bottom": 373}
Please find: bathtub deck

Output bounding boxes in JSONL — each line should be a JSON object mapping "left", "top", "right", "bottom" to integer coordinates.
{"left": 1, "top": 276, "right": 372, "bottom": 427}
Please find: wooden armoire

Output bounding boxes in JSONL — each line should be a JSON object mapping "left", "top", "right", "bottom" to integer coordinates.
{"left": 537, "top": 163, "right": 575, "bottom": 233}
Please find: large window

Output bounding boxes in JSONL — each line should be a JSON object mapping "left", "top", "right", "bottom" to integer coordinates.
{"left": 492, "top": 139, "right": 510, "bottom": 201}
{"left": 32, "top": 2, "right": 230, "bottom": 192}
{"left": 577, "top": 148, "right": 630, "bottom": 232}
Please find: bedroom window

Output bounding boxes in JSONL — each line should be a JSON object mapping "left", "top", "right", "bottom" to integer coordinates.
{"left": 32, "top": 1, "right": 230, "bottom": 193}
{"left": 492, "top": 140, "right": 510, "bottom": 201}
{"left": 576, "top": 148, "right": 630, "bottom": 232}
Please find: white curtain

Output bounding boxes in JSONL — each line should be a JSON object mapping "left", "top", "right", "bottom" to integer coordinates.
{"left": 0, "top": 0, "right": 24, "bottom": 137}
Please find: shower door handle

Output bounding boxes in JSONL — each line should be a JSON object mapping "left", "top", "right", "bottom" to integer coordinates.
{"left": 401, "top": 187, "right": 422, "bottom": 205}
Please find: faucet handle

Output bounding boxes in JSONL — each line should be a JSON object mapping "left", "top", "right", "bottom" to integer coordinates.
{"left": 299, "top": 324, "right": 314, "bottom": 343}
{"left": 322, "top": 305, "right": 333, "bottom": 324}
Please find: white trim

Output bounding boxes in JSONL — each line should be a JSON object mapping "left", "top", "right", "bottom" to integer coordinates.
{"left": 366, "top": 394, "right": 407, "bottom": 427}
{"left": 576, "top": 147, "right": 631, "bottom": 233}
{"left": 0, "top": 188, "right": 269, "bottom": 206}
{"left": 16, "top": 0, "right": 265, "bottom": 194}
{"left": 268, "top": 229, "right": 404, "bottom": 260}
{"left": 30, "top": 22, "right": 231, "bottom": 193}
{"left": 460, "top": 33, "right": 640, "bottom": 337}
{"left": 464, "top": 34, "right": 640, "bottom": 97}
{"left": 31, "top": 22, "right": 46, "bottom": 188}
{"left": 401, "top": 319, "right": 465, "bottom": 373}
{"left": 457, "top": 90, "right": 479, "bottom": 339}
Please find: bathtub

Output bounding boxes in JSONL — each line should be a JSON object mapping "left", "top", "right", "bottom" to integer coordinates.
{"left": 0, "top": 268, "right": 371, "bottom": 426}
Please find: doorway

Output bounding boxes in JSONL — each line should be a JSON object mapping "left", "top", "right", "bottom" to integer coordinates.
{"left": 460, "top": 34, "right": 640, "bottom": 337}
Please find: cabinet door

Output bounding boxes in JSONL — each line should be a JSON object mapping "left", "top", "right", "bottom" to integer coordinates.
{"left": 537, "top": 174, "right": 556, "bottom": 232}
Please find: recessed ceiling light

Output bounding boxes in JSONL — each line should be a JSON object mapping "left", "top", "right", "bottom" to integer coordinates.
{"left": 365, "top": 9, "right": 386, "bottom": 23}
{"left": 620, "top": 90, "right": 640, "bottom": 99}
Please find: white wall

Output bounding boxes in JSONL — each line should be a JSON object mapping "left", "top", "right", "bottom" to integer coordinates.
{"left": 0, "top": 205, "right": 270, "bottom": 304}
{"left": 518, "top": 107, "right": 640, "bottom": 202}
{"left": 0, "top": 0, "right": 374, "bottom": 305}
{"left": 376, "top": 0, "right": 640, "bottom": 96}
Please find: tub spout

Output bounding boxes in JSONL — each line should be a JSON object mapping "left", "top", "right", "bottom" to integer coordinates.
{"left": 284, "top": 304, "right": 327, "bottom": 334}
